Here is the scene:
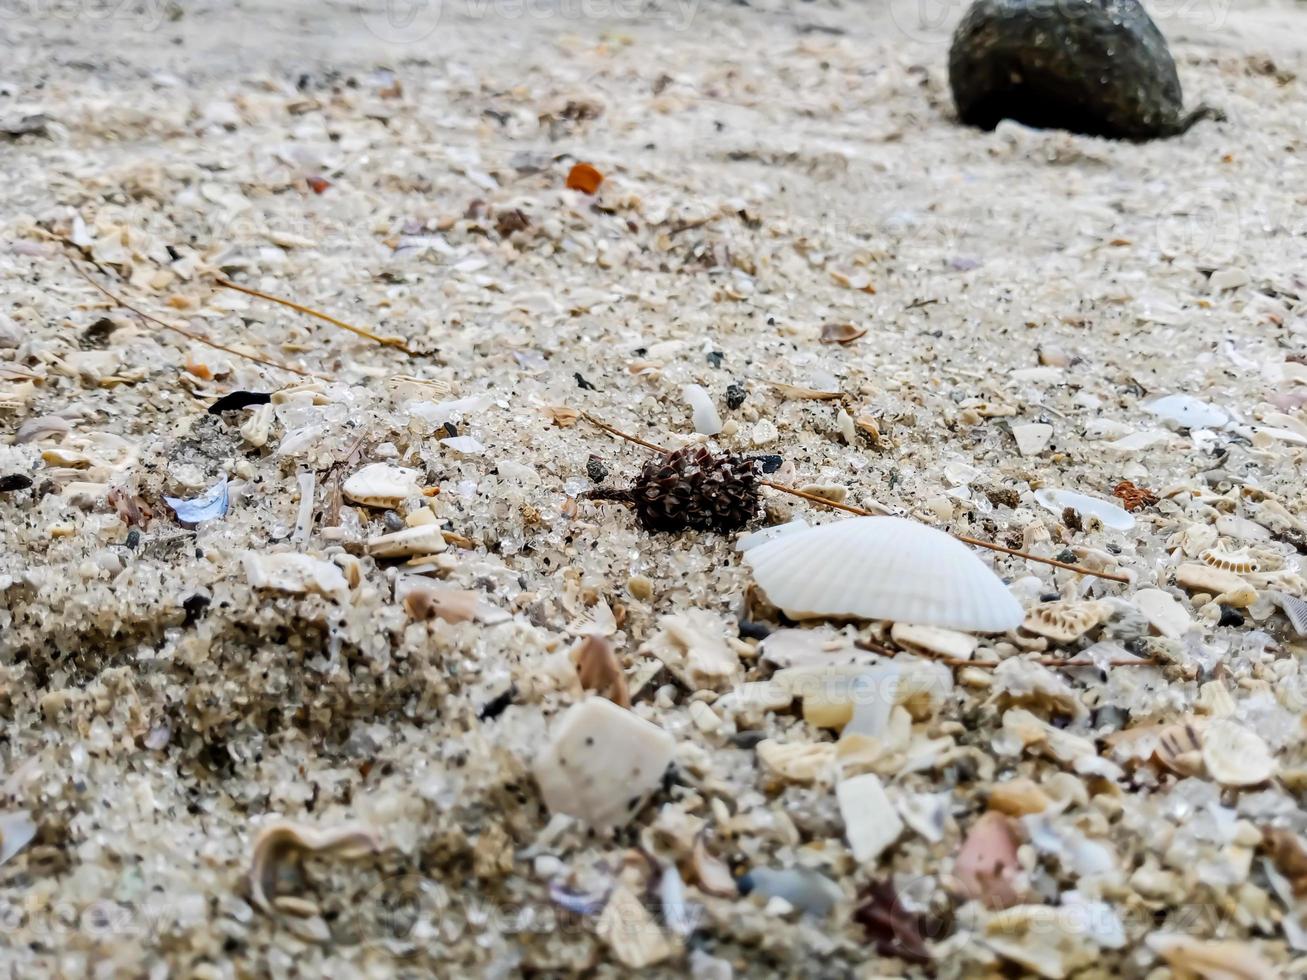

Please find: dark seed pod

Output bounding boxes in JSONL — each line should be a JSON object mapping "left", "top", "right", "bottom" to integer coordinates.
{"left": 949, "top": 0, "right": 1221, "bottom": 140}
{"left": 586, "top": 446, "right": 761, "bottom": 533}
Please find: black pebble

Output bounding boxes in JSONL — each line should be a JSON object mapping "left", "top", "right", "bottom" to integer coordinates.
{"left": 574, "top": 372, "right": 597, "bottom": 391}
{"left": 0, "top": 474, "right": 33, "bottom": 493}
{"left": 949, "top": 0, "right": 1221, "bottom": 140}
{"left": 706, "top": 351, "right": 724, "bottom": 368}
{"left": 586, "top": 456, "right": 608, "bottom": 483}
{"left": 477, "top": 686, "right": 518, "bottom": 721}
{"left": 182, "top": 594, "right": 211, "bottom": 627}
{"left": 725, "top": 383, "right": 746, "bottom": 410}
{"left": 1218, "top": 606, "right": 1245, "bottom": 628}
{"left": 125, "top": 529, "right": 141, "bottom": 550}
{"left": 754, "top": 455, "right": 783, "bottom": 474}
{"left": 208, "top": 390, "right": 273, "bottom": 414}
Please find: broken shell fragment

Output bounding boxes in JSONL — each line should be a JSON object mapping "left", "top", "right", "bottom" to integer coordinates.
{"left": 1021, "top": 600, "right": 1109, "bottom": 644}
{"left": 1034, "top": 488, "right": 1135, "bottom": 531}
{"left": 890, "top": 622, "right": 978, "bottom": 661}
{"left": 533, "top": 697, "right": 676, "bottom": 829}
{"left": 1175, "top": 563, "right": 1256, "bottom": 607}
{"left": 757, "top": 739, "right": 837, "bottom": 784}
{"left": 953, "top": 811, "right": 1024, "bottom": 909}
{"left": 743, "top": 517, "right": 1023, "bottom": 631}
{"left": 1201, "top": 719, "right": 1275, "bottom": 787}
{"left": 1145, "top": 394, "right": 1229, "bottom": 429}
{"left": 1147, "top": 934, "right": 1277, "bottom": 980}
{"left": 1011, "top": 422, "right": 1053, "bottom": 457}
{"left": 248, "top": 820, "right": 382, "bottom": 915}
{"left": 366, "top": 524, "right": 449, "bottom": 558}
{"left": 641, "top": 611, "right": 741, "bottom": 690}
{"left": 0, "top": 810, "right": 37, "bottom": 866}
{"left": 683, "top": 383, "right": 723, "bottom": 436}
{"left": 837, "top": 773, "right": 903, "bottom": 863}
{"left": 1134, "top": 588, "right": 1192, "bottom": 639}
{"left": 574, "top": 634, "right": 631, "bottom": 708}
{"left": 342, "top": 462, "right": 422, "bottom": 508}
{"left": 242, "top": 552, "right": 349, "bottom": 602}
{"left": 597, "top": 883, "right": 673, "bottom": 968}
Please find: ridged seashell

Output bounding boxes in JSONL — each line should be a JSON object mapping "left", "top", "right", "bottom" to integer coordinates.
{"left": 1021, "top": 600, "right": 1109, "bottom": 644}
{"left": 343, "top": 463, "right": 422, "bottom": 508}
{"left": 1199, "top": 546, "right": 1258, "bottom": 575}
{"left": 1201, "top": 719, "right": 1276, "bottom": 787}
{"left": 1154, "top": 722, "right": 1205, "bottom": 777}
{"left": 743, "top": 517, "right": 1023, "bottom": 632}
{"left": 1175, "top": 563, "right": 1256, "bottom": 607}
{"left": 1274, "top": 592, "right": 1307, "bottom": 637}
{"left": 365, "top": 525, "right": 448, "bottom": 558}
{"left": 891, "top": 622, "right": 978, "bottom": 661}
{"left": 756, "top": 739, "right": 836, "bottom": 784}
{"left": 533, "top": 697, "right": 676, "bottom": 828}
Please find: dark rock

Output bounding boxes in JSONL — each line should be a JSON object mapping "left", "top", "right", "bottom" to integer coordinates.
{"left": 949, "top": 0, "right": 1221, "bottom": 140}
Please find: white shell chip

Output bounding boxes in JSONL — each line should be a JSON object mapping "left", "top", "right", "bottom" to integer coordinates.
{"left": 533, "top": 697, "right": 676, "bottom": 829}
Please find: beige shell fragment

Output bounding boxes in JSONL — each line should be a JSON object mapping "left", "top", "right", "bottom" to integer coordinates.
{"left": 983, "top": 904, "right": 1096, "bottom": 980}
{"left": 1175, "top": 563, "right": 1251, "bottom": 601}
{"left": 1147, "top": 934, "right": 1278, "bottom": 980}
{"left": 402, "top": 586, "right": 480, "bottom": 624}
{"left": 343, "top": 462, "right": 422, "bottom": 508}
{"left": 242, "top": 552, "right": 348, "bottom": 602}
{"left": 366, "top": 524, "right": 448, "bottom": 558}
{"left": 891, "top": 622, "right": 978, "bottom": 661}
{"left": 1021, "top": 600, "right": 1109, "bottom": 644}
{"left": 987, "top": 778, "right": 1052, "bottom": 817}
{"left": 757, "top": 739, "right": 836, "bottom": 784}
{"left": 642, "top": 611, "right": 741, "bottom": 691}
{"left": 240, "top": 403, "right": 275, "bottom": 447}
{"left": 596, "top": 884, "right": 673, "bottom": 968}
{"left": 837, "top": 773, "right": 903, "bottom": 863}
{"left": 1201, "top": 719, "right": 1276, "bottom": 787}
{"left": 1011, "top": 422, "right": 1054, "bottom": 457}
{"left": 533, "top": 697, "right": 676, "bottom": 829}
{"left": 248, "top": 820, "right": 382, "bottom": 915}
{"left": 1134, "top": 588, "right": 1192, "bottom": 639}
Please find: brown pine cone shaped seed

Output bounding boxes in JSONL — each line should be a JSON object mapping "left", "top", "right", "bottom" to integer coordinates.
{"left": 586, "top": 447, "right": 762, "bottom": 533}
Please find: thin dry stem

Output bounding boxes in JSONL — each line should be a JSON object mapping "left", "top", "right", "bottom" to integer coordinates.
{"left": 64, "top": 254, "right": 325, "bottom": 380}
{"left": 215, "top": 278, "right": 413, "bottom": 353}
{"left": 856, "top": 639, "right": 1156, "bottom": 670}
{"left": 579, "top": 412, "right": 1128, "bottom": 583}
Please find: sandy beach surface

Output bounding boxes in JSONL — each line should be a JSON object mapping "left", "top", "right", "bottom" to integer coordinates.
{"left": 4, "top": 0, "right": 1307, "bottom": 975}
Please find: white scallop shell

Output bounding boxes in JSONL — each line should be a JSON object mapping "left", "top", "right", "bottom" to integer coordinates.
{"left": 742, "top": 516, "right": 1024, "bottom": 632}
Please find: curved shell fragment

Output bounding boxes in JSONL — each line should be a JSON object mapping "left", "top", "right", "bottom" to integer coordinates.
{"left": 343, "top": 462, "right": 422, "bottom": 508}
{"left": 1201, "top": 719, "right": 1276, "bottom": 787}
